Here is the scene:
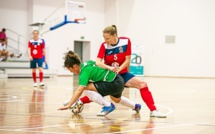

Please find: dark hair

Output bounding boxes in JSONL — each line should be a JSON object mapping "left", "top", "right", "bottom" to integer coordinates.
{"left": 2, "top": 39, "right": 6, "bottom": 42}
{"left": 103, "top": 25, "right": 117, "bottom": 36}
{"left": 63, "top": 50, "right": 81, "bottom": 68}
{"left": 2, "top": 28, "right": 6, "bottom": 32}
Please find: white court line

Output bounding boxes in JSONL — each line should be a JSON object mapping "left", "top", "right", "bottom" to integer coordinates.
{"left": 0, "top": 95, "right": 17, "bottom": 101}
{"left": 4, "top": 93, "right": 76, "bottom": 98}
{"left": 15, "top": 124, "right": 66, "bottom": 131}
{"left": 0, "top": 95, "right": 25, "bottom": 102}
{"left": 0, "top": 99, "right": 25, "bottom": 102}
{"left": 156, "top": 104, "right": 174, "bottom": 116}
{"left": 0, "top": 121, "right": 105, "bottom": 134}
{"left": 104, "top": 121, "right": 215, "bottom": 134}
{"left": 0, "top": 128, "right": 74, "bottom": 134}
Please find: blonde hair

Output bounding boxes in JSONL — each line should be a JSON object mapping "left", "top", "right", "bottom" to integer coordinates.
{"left": 103, "top": 25, "right": 117, "bottom": 36}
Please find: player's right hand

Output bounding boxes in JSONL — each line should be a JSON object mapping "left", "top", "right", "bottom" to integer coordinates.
{"left": 58, "top": 105, "right": 70, "bottom": 110}
{"left": 29, "top": 56, "right": 33, "bottom": 61}
{"left": 111, "top": 67, "right": 119, "bottom": 74}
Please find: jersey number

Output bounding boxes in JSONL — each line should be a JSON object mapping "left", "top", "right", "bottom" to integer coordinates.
{"left": 114, "top": 54, "right": 118, "bottom": 60}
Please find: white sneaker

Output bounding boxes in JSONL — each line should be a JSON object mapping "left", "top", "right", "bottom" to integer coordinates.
{"left": 33, "top": 83, "right": 37, "bottom": 87}
{"left": 39, "top": 82, "right": 44, "bottom": 86}
{"left": 150, "top": 110, "right": 167, "bottom": 118}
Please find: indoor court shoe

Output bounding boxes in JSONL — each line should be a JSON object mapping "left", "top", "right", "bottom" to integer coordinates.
{"left": 33, "top": 83, "right": 37, "bottom": 87}
{"left": 97, "top": 103, "right": 115, "bottom": 116}
{"left": 39, "top": 82, "right": 44, "bottom": 86}
{"left": 17, "top": 53, "right": 22, "bottom": 58}
{"left": 150, "top": 110, "right": 167, "bottom": 118}
{"left": 10, "top": 54, "right": 15, "bottom": 58}
{"left": 133, "top": 104, "right": 141, "bottom": 113}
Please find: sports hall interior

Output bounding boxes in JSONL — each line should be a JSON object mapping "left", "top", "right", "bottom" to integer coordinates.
{"left": 0, "top": 0, "right": 215, "bottom": 134}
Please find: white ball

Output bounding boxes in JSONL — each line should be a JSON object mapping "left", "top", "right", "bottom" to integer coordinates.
{"left": 71, "top": 100, "right": 84, "bottom": 114}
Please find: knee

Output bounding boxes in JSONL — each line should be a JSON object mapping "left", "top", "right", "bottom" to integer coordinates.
{"left": 83, "top": 90, "right": 91, "bottom": 96}
{"left": 110, "top": 96, "right": 121, "bottom": 103}
{"left": 139, "top": 81, "right": 148, "bottom": 89}
{"left": 38, "top": 68, "right": 43, "bottom": 72}
{"left": 32, "top": 69, "right": 36, "bottom": 73}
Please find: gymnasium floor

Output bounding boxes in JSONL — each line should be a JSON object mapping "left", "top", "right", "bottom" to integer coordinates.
{"left": 0, "top": 76, "right": 215, "bottom": 134}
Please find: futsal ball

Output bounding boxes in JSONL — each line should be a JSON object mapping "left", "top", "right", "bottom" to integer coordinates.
{"left": 111, "top": 62, "right": 119, "bottom": 67}
{"left": 71, "top": 100, "right": 84, "bottom": 114}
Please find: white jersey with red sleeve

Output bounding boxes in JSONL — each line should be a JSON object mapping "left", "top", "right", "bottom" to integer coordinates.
{"left": 28, "top": 39, "right": 45, "bottom": 59}
{"left": 0, "top": 43, "right": 6, "bottom": 51}
{"left": 97, "top": 37, "right": 131, "bottom": 74}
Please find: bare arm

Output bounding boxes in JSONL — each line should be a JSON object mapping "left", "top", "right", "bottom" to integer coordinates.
{"left": 95, "top": 56, "right": 131, "bottom": 74}
{"left": 43, "top": 48, "right": 46, "bottom": 63}
{"left": 28, "top": 47, "right": 33, "bottom": 61}
{"left": 58, "top": 86, "right": 85, "bottom": 110}
{"left": 96, "top": 58, "right": 113, "bottom": 70}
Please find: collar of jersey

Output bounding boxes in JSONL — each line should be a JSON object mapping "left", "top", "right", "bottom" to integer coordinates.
{"left": 80, "top": 62, "right": 87, "bottom": 72}
{"left": 111, "top": 37, "right": 120, "bottom": 46}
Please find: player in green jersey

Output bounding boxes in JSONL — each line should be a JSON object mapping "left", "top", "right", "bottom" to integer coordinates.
{"left": 58, "top": 50, "right": 141, "bottom": 116}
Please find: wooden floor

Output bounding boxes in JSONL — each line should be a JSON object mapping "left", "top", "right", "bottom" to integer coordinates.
{"left": 0, "top": 76, "right": 215, "bottom": 134}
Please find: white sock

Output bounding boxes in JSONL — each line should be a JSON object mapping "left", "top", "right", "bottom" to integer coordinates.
{"left": 83, "top": 90, "right": 111, "bottom": 107}
{"left": 119, "top": 96, "right": 135, "bottom": 109}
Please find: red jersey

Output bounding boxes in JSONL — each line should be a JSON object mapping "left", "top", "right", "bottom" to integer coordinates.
{"left": 97, "top": 37, "right": 131, "bottom": 74}
{"left": 28, "top": 39, "right": 45, "bottom": 59}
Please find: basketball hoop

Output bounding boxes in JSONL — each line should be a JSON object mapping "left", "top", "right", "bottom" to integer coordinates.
{"left": 74, "top": 18, "right": 86, "bottom": 24}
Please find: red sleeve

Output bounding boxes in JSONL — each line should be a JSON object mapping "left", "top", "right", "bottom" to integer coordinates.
{"left": 97, "top": 43, "right": 105, "bottom": 59}
{"left": 126, "top": 38, "right": 131, "bottom": 55}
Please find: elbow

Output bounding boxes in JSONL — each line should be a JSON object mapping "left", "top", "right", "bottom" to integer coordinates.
{"left": 95, "top": 59, "right": 101, "bottom": 66}
{"left": 95, "top": 61, "right": 100, "bottom": 66}
{"left": 77, "top": 88, "right": 84, "bottom": 94}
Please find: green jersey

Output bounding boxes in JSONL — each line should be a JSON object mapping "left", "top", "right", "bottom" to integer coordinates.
{"left": 79, "top": 60, "right": 116, "bottom": 87}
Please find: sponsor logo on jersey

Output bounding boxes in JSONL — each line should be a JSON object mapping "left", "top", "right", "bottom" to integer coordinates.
{"left": 108, "top": 51, "right": 113, "bottom": 54}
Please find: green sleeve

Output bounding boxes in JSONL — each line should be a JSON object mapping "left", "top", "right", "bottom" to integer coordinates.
{"left": 79, "top": 72, "right": 89, "bottom": 87}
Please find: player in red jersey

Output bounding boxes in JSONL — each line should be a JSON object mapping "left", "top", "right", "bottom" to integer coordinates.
{"left": 78, "top": 25, "right": 166, "bottom": 118}
{"left": 28, "top": 30, "right": 46, "bottom": 87}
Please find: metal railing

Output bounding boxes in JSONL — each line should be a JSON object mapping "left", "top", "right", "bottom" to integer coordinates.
{"left": 6, "top": 28, "right": 28, "bottom": 55}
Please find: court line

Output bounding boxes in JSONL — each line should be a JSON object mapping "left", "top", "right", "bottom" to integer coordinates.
{"left": 0, "top": 129, "right": 75, "bottom": 134}
{"left": 0, "top": 95, "right": 17, "bottom": 100}
{"left": 156, "top": 104, "right": 173, "bottom": 116}
{"left": 104, "top": 121, "right": 215, "bottom": 134}
{"left": 15, "top": 124, "right": 67, "bottom": 131}
{"left": 1, "top": 120, "right": 214, "bottom": 134}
